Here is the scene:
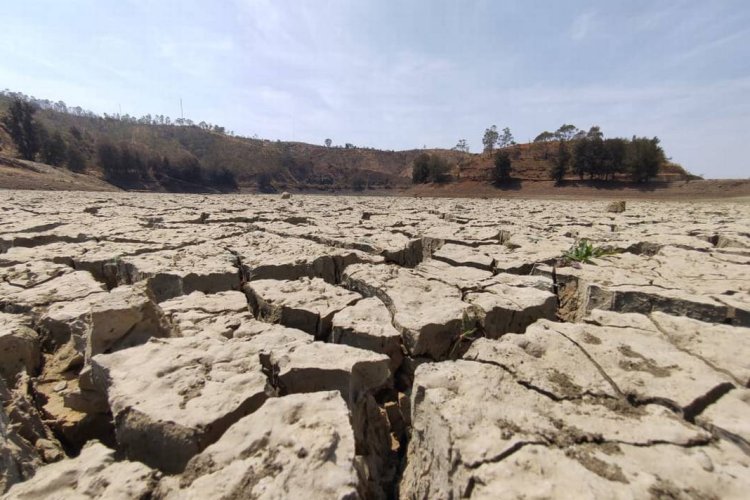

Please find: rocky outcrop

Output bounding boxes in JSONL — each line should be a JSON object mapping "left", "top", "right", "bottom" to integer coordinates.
{"left": 244, "top": 277, "right": 361, "bottom": 339}
{"left": 261, "top": 341, "right": 392, "bottom": 406}
{"left": 226, "top": 231, "right": 377, "bottom": 284}
{"left": 464, "top": 279, "right": 556, "bottom": 338}
{"left": 0, "top": 379, "right": 42, "bottom": 494}
{"left": 0, "top": 262, "right": 106, "bottom": 314}
{"left": 400, "top": 357, "right": 740, "bottom": 499}
{"left": 157, "top": 392, "right": 359, "bottom": 499}
{"left": 90, "top": 327, "right": 309, "bottom": 473}
{"left": 1, "top": 441, "right": 159, "bottom": 499}
{"left": 111, "top": 243, "right": 241, "bottom": 301}
{"left": 0, "top": 314, "right": 40, "bottom": 386}
{"left": 331, "top": 297, "right": 404, "bottom": 372}
{"left": 160, "top": 290, "right": 253, "bottom": 338}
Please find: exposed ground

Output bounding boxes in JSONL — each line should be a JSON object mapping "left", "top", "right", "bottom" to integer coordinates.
{"left": 1, "top": 190, "right": 749, "bottom": 499}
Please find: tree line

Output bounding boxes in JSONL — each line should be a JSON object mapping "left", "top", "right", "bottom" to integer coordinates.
{"left": 546, "top": 125, "right": 666, "bottom": 183}
{"left": 415, "top": 123, "right": 667, "bottom": 186}
{"left": 1, "top": 97, "right": 237, "bottom": 192}
{"left": 96, "top": 140, "right": 237, "bottom": 191}
{"left": 0, "top": 89, "right": 235, "bottom": 136}
{"left": 1, "top": 99, "right": 88, "bottom": 172}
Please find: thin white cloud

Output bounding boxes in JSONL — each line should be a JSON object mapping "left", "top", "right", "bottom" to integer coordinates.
{"left": 570, "top": 11, "right": 596, "bottom": 41}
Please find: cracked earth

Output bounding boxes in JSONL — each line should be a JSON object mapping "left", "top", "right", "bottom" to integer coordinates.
{"left": 1, "top": 190, "right": 749, "bottom": 499}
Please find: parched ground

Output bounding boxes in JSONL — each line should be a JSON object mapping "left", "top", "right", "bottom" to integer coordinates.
{"left": 1, "top": 189, "right": 749, "bottom": 499}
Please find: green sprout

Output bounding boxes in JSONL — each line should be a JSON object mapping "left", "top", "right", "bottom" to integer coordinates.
{"left": 563, "top": 239, "right": 615, "bottom": 265}
{"left": 449, "top": 311, "right": 480, "bottom": 359}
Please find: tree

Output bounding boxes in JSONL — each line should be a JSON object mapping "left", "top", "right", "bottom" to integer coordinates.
{"left": 626, "top": 136, "right": 665, "bottom": 183}
{"left": 1, "top": 99, "right": 41, "bottom": 160}
{"left": 66, "top": 145, "right": 86, "bottom": 172}
{"left": 572, "top": 134, "right": 605, "bottom": 180}
{"left": 453, "top": 139, "right": 469, "bottom": 152}
{"left": 412, "top": 153, "right": 450, "bottom": 184}
{"left": 482, "top": 125, "right": 499, "bottom": 154}
{"left": 550, "top": 140, "right": 571, "bottom": 184}
{"left": 498, "top": 127, "right": 515, "bottom": 148}
{"left": 345, "top": 143, "right": 354, "bottom": 149}
{"left": 207, "top": 167, "right": 238, "bottom": 191}
{"left": 257, "top": 172, "right": 275, "bottom": 193}
{"left": 493, "top": 151, "right": 512, "bottom": 184}
{"left": 352, "top": 176, "right": 366, "bottom": 191}
{"left": 554, "top": 124, "right": 579, "bottom": 141}
{"left": 573, "top": 138, "right": 593, "bottom": 180}
{"left": 534, "top": 131, "right": 555, "bottom": 143}
{"left": 602, "top": 138, "right": 626, "bottom": 180}
{"left": 427, "top": 156, "right": 451, "bottom": 183}
{"left": 97, "top": 140, "right": 121, "bottom": 180}
{"left": 587, "top": 125, "right": 604, "bottom": 140}
{"left": 41, "top": 130, "right": 67, "bottom": 166}
{"left": 412, "top": 153, "right": 431, "bottom": 183}
{"left": 324, "top": 138, "right": 332, "bottom": 148}
{"left": 69, "top": 126, "right": 83, "bottom": 140}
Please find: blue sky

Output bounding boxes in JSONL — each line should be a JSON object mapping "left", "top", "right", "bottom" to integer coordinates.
{"left": 1, "top": 1, "right": 748, "bottom": 177}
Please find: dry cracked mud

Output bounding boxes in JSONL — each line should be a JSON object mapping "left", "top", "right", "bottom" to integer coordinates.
{"left": 1, "top": 190, "right": 749, "bottom": 499}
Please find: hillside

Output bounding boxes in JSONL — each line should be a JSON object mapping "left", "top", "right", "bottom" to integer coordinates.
{"left": 0, "top": 91, "right": 705, "bottom": 195}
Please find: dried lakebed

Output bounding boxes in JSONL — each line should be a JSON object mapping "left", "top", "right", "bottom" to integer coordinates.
{"left": 1, "top": 190, "right": 749, "bottom": 499}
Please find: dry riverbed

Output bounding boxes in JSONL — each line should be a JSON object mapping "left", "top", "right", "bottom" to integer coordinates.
{"left": 1, "top": 190, "right": 749, "bottom": 499}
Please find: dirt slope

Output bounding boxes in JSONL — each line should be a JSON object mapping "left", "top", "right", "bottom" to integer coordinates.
{"left": 0, "top": 155, "right": 118, "bottom": 192}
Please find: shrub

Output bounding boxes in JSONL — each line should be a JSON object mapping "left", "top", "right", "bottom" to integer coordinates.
{"left": 563, "top": 240, "right": 616, "bottom": 264}
{"left": 493, "top": 151, "right": 512, "bottom": 184}
{"left": 411, "top": 153, "right": 450, "bottom": 184}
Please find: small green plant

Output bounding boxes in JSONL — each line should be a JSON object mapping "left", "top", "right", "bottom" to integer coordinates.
{"left": 449, "top": 311, "right": 481, "bottom": 358}
{"left": 563, "top": 239, "right": 614, "bottom": 264}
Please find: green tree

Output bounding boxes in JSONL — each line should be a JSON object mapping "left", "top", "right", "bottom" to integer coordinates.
{"left": 587, "top": 125, "right": 603, "bottom": 140}
{"left": 412, "top": 153, "right": 430, "bottom": 183}
{"left": 453, "top": 139, "right": 469, "bottom": 152}
{"left": 534, "top": 131, "right": 555, "bottom": 142}
{"left": 428, "top": 155, "right": 450, "bottom": 183}
{"left": 573, "top": 135, "right": 605, "bottom": 180}
{"left": 482, "top": 125, "right": 499, "bottom": 154}
{"left": 493, "top": 151, "right": 512, "bottom": 184}
{"left": 352, "top": 176, "right": 366, "bottom": 191}
{"left": 324, "top": 138, "right": 332, "bottom": 148}
{"left": 602, "top": 138, "right": 626, "bottom": 180}
{"left": 412, "top": 153, "right": 450, "bottom": 184}
{"left": 626, "top": 136, "right": 665, "bottom": 182}
{"left": 573, "top": 138, "right": 593, "bottom": 179}
{"left": 555, "top": 124, "right": 579, "bottom": 141}
{"left": 1, "top": 99, "right": 41, "bottom": 160}
{"left": 550, "top": 140, "right": 570, "bottom": 184}
{"left": 66, "top": 145, "right": 86, "bottom": 172}
{"left": 41, "top": 130, "right": 68, "bottom": 166}
{"left": 97, "top": 140, "right": 121, "bottom": 180}
{"left": 499, "top": 127, "right": 515, "bottom": 148}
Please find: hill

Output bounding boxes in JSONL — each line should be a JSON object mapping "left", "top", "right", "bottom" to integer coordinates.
{"left": 0, "top": 91, "right": 726, "bottom": 197}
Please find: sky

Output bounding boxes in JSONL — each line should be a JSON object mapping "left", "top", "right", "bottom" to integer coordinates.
{"left": 1, "top": 1, "right": 749, "bottom": 178}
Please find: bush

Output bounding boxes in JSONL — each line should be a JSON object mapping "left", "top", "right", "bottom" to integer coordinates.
{"left": 41, "top": 130, "right": 67, "bottom": 166}
{"left": 66, "top": 145, "right": 86, "bottom": 172}
{"left": 626, "top": 137, "right": 665, "bottom": 182}
{"left": 352, "top": 176, "right": 366, "bottom": 191}
{"left": 411, "top": 153, "right": 450, "bottom": 184}
{"left": 2, "top": 99, "right": 41, "bottom": 160}
{"left": 493, "top": 151, "right": 512, "bottom": 184}
{"left": 257, "top": 172, "right": 275, "bottom": 193}
{"left": 550, "top": 141, "right": 570, "bottom": 184}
